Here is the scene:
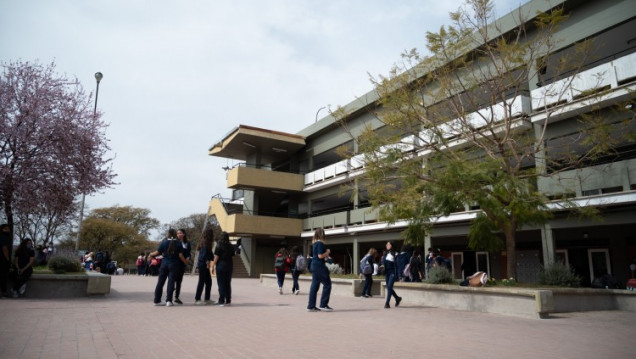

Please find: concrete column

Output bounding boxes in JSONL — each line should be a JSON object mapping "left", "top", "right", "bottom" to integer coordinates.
{"left": 541, "top": 223, "right": 556, "bottom": 265}
{"left": 353, "top": 237, "right": 359, "bottom": 275}
{"left": 424, "top": 234, "right": 432, "bottom": 252}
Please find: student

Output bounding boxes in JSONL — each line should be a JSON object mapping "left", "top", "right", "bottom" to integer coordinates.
{"left": 307, "top": 228, "right": 333, "bottom": 312}
{"left": 289, "top": 246, "right": 303, "bottom": 295}
{"left": 382, "top": 240, "right": 402, "bottom": 309}
{"left": 274, "top": 247, "right": 290, "bottom": 295}
{"left": 194, "top": 228, "right": 215, "bottom": 305}
{"left": 211, "top": 232, "right": 234, "bottom": 306}
{"left": 12, "top": 238, "right": 35, "bottom": 298}
{"left": 360, "top": 248, "right": 377, "bottom": 297}
{"left": 149, "top": 229, "right": 189, "bottom": 306}
{"left": 173, "top": 228, "right": 192, "bottom": 305}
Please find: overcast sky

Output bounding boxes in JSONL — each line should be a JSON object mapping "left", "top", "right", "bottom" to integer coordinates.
{"left": 1, "top": 0, "right": 528, "bottom": 229}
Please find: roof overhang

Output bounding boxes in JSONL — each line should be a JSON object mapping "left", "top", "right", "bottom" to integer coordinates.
{"left": 208, "top": 125, "right": 306, "bottom": 163}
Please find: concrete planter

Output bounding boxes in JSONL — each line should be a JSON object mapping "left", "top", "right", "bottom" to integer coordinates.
{"left": 23, "top": 272, "right": 111, "bottom": 298}
{"left": 260, "top": 274, "right": 636, "bottom": 319}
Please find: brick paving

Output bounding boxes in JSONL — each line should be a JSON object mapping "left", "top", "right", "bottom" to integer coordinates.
{"left": 1, "top": 275, "right": 634, "bottom": 358}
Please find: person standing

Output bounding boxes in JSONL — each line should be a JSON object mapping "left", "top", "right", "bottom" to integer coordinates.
{"left": 136, "top": 253, "right": 145, "bottom": 276}
{"left": 0, "top": 224, "right": 12, "bottom": 298}
{"left": 382, "top": 240, "right": 402, "bottom": 309}
{"left": 173, "top": 228, "right": 192, "bottom": 305}
{"left": 149, "top": 228, "right": 189, "bottom": 306}
{"left": 274, "top": 247, "right": 290, "bottom": 295}
{"left": 211, "top": 232, "right": 234, "bottom": 306}
{"left": 194, "top": 228, "right": 215, "bottom": 305}
{"left": 290, "top": 246, "right": 303, "bottom": 295}
{"left": 12, "top": 238, "right": 35, "bottom": 298}
{"left": 360, "top": 248, "right": 377, "bottom": 297}
{"left": 307, "top": 228, "right": 333, "bottom": 312}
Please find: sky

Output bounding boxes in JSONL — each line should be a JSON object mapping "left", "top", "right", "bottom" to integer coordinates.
{"left": 1, "top": 0, "right": 528, "bottom": 227}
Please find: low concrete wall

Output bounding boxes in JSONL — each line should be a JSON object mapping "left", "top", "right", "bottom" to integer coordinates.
{"left": 260, "top": 274, "right": 636, "bottom": 319}
{"left": 24, "top": 272, "right": 111, "bottom": 298}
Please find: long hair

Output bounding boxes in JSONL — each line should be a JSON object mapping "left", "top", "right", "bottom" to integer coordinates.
{"left": 198, "top": 228, "right": 215, "bottom": 251}
{"left": 218, "top": 232, "right": 232, "bottom": 253}
{"left": 313, "top": 227, "right": 325, "bottom": 242}
{"left": 16, "top": 238, "right": 32, "bottom": 257}
{"left": 290, "top": 245, "right": 300, "bottom": 258}
{"left": 167, "top": 228, "right": 177, "bottom": 254}
{"left": 177, "top": 228, "right": 189, "bottom": 243}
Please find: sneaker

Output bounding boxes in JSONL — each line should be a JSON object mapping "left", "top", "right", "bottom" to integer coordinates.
{"left": 395, "top": 297, "right": 402, "bottom": 307}
{"left": 384, "top": 303, "right": 390, "bottom": 309}
{"left": 19, "top": 284, "right": 26, "bottom": 295}
{"left": 174, "top": 298, "right": 183, "bottom": 305}
{"left": 12, "top": 291, "right": 19, "bottom": 299}
{"left": 166, "top": 301, "right": 173, "bottom": 307}
{"left": 154, "top": 302, "right": 163, "bottom": 306}
{"left": 194, "top": 300, "right": 204, "bottom": 305}
{"left": 205, "top": 300, "right": 215, "bottom": 305}
{"left": 363, "top": 294, "right": 369, "bottom": 298}
{"left": 278, "top": 287, "right": 283, "bottom": 295}
{"left": 318, "top": 306, "right": 333, "bottom": 312}
{"left": 224, "top": 302, "right": 231, "bottom": 307}
{"left": 295, "top": 290, "right": 300, "bottom": 295}
{"left": 307, "top": 307, "right": 320, "bottom": 312}
{"left": 215, "top": 303, "right": 225, "bottom": 307}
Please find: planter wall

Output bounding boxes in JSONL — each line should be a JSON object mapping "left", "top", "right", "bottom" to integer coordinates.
{"left": 24, "top": 272, "right": 111, "bottom": 298}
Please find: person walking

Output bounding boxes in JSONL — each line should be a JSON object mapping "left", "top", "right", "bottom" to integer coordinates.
{"left": 149, "top": 228, "right": 189, "bottom": 306}
{"left": 211, "top": 232, "right": 234, "bottom": 306}
{"left": 274, "top": 247, "right": 290, "bottom": 295}
{"left": 382, "top": 240, "right": 402, "bottom": 309}
{"left": 173, "top": 228, "right": 192, "bottom": 305}
{"left": 307, "top": 228, "right": 333, "bottom": 312}
{"left": 11, "top": 238, "right": 35, "bottom": 298}
{"left": 290, "top": 246, "right": 304, "bottom": 295}
{"left": 360, "top": 248, "right": 377, "bottom": 297}
{"left": 194, "top": 228, "right": 215, "bottom": 305}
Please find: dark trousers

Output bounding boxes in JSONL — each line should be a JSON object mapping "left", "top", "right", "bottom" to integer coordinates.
{"left": 174, "top": 263, "right": 185, "bottom": 298}
{"left": 307, "top": 265, "right": 331, "bottom": 309}
{"left": 13, "top": 268, "right": 32, "bottom": 291}
{"left": 195, "top": 265, "right": 212, "bottom": 301}
{"left": 216, "top": 262, "right": 233, "bottom": 304}
{"left": 385, "top": 272, "right": 399, "bottom": 305}
{"left": 0, "top": 262, "right": 10, "bottom": 294}
{"left": 276, "top": 270, "right": 286, "bottom": 288}
{"left": 362, "top": 273, "right": 373, "bottom": 296}
{"left": 291, "top": 269, "right": 300, "bottom": 292}
{"left": 154, "top": 262, "right": 177, "bottom": 303}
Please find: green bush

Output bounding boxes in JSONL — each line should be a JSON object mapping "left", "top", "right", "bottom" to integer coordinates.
{"left": 538, "top": 261, "right": 581, "bottom": 287}
{"left": 48, "top": 252, "right": 83, "bottom": 274}
{"left": 426, "top": 266, "right": 454, "bottom": 284}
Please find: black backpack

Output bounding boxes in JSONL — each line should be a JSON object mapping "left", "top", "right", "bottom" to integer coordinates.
{"left": 274, "top": 255, "right": 286, "bottom": 269}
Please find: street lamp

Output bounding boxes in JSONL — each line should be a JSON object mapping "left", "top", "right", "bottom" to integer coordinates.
{"left": 76, "top": 72, "right": 103, "bottom": 252}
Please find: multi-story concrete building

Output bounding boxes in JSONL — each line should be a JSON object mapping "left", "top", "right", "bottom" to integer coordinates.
{"left": 208, "top": 0, "right": 636, "bottom": 286}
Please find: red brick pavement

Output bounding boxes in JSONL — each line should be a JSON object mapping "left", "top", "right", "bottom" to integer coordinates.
{"left": 0, "top": 275, "right": 634, "bottom": 358}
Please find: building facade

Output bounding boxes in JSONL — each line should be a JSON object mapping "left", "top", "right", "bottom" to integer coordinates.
{"left": 208, "top": 0, "right": 636, "bottom": 286}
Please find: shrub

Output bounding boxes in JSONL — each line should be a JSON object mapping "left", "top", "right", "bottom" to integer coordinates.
{"left": 326, "top": 262, "right": 344, "bottom": 275}
{"left": 538, "top": 262, "right": 581, "bottom": 287}
{"left": 48, "top": 252, "right": 83, "bottom": 274}
{"left": 426, "top": 266, "right": 454, "bottom": 284}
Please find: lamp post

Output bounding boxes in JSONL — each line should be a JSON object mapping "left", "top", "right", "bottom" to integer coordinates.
{"left": 76, "top": 72, "right": 103, "bottom": 252}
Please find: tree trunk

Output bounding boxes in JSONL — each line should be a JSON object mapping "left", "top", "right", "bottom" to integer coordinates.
{"left": 504, "top": 227, "right": 516, "bottom": 280}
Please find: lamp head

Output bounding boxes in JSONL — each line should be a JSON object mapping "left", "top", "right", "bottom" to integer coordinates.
{"left": 95, "top": 72, "right": 103, "bottom": 83}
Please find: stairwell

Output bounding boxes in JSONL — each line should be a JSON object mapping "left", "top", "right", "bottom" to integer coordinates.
{"left": 232, "top": 256, "right": 250, "bottom": 278}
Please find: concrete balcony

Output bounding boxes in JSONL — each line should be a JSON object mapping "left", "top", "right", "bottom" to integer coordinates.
{"left": 227, "top": 165, "right": 304, "bottom": 192}
{"left": 209, "top": 196, "right": 302, "bottom": 237}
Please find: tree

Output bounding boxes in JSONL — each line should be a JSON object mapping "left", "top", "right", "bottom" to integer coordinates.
{"left": 80, "top": 206, "right": 159, "bottom": 267}
{"left": 335, "top": 0, "right": 632, "bottom": 279}
{"left": 0, "top": 60, "right": 116, "bottom": 239}
{"left": 166, "top": 213, "right": 216, "bottom": 250}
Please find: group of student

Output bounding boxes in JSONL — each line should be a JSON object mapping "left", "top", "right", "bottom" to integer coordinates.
{"left": 0, "top": 224, "right": 36, "bottom": 299}
{"left": 150, "top": 228, "right": 235, "bottom": 307}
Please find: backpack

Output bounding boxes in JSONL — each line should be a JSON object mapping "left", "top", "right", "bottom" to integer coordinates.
{"left": 274, "top": 255, "right": 286, "bottom": 270}
{"left": 360, "top": 256, "right": 372, "bottom": 275}
{"left": 296, "top": 255, "right": 307, "bottom": 273}
{"left": 136, "top": 257, "right": 144, "bottom": 266}
{"left": 402, "top": 263, "right": 412, "bottom": 280}
{"left": 95, "top": 251, "right": 104, "bottom": 263}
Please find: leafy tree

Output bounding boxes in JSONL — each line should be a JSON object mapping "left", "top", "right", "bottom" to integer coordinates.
{"left": 166, "top": 213, "right": 215, "bottom": 250}
{"left": 335, "top": 0, "right": 631, "bottom": 278}
{"left": 80, "top": 206, "right": 159, "bottom": 267}
{"left": 0, "top": 60, "right": 115, "bottom": 239}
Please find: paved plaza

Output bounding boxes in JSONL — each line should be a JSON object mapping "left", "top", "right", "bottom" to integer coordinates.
{"left": 1, "top": 274, "right": 634, "bottom": 358}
